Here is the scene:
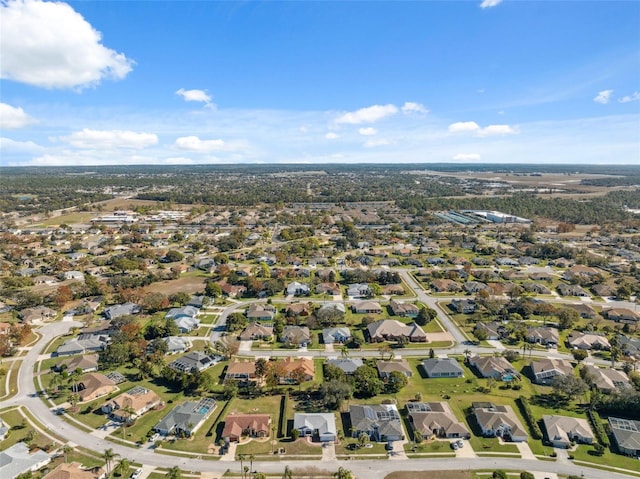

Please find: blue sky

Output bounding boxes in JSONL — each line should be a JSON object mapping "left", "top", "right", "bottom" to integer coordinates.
{"left": 1, "top": 0, "right": 639, "bottom": 166}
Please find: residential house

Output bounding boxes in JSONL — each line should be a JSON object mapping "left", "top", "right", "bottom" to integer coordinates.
{"left": 566, "top": 303, "right": 598, "bottom": 319}
{"left": 284, "top": 302, "right": 313, "bottom": 317}
{"left": 239, "top": 323, "right": 273, "bottom": 341}
{"left": 103, "top": 303, "right": 140, "bottom": 320}
{"left": 407, "top": 402, "right": 470, "bottom": 440}
{"left": 619, "top": 335, "right": 640, "bottom": 359}
{"left": 563, "top": 265, "right": 601, "bottom": 282}
{"left": 469, "top": 356, "right": 519, "bottom": 381}
{"left": 0, "top": 442, "right": 51, "bottom": 479}
{"left": 162, "top": 336, "right": 190, "bottom": 354}
{"left": 326, "top": 358, "right": 363, "bottom": 375}
{"left": 430, "top": 279, "right": 462, "bottom": 293}
{"left": 63, "top": 271, "right": 84, "bottom": 281}
{"left": 472, "top": 402, "right": 528, "bottom": 442}
{"left": 277, "top": 357, "right": 314, "bottom": 384}
{"left": 101, "top": 386, "right": 162, "bottom": 422}
{"left": 389, "top": 300, "right": 419, "bottom": 318}
{"left": 525, "top": 327, "right": 559, "bottom": 347}
{"left": 567, "top": 332, "right": 611, "bottom": 351}
{"left": 222, "top": 413, "right": 271, "bottom": 443}
{"left": 280, "top": 326, "right": 311, "bottom": 347}
{"left": 609, "top": 417, "right": 640, "bottom": 456}
{"left": 542, "top": 415, "right": 594, "bottom": 448}
{"left": 450, "top": 298, "right": 476, "bottom": 314}
{"left": 501, "top": 270, "right": 528, "bottom": 281}
{"left": 186, "top": 296, "right": 205, "bottom": 309}
{"left": 286, "top": 281, "right": 310, "bottom": 296}
{"left": 347, "top": 283, "right": 372, "bottom": 298}
{"left": 172, "top": 315, "right": 200, "bottom": 334}
{"left": 34, "top": 275, "right": 59, "bottom": 285}
{"left": 582, "top": 365, "right": 631, "bottom": 393}
{"left": 420, "top": 358, "right": 464, "bottom": 378}
{"left": 349, "top": 404, "right": 405, "bottom": 442}
{"left": 225, "top": 359, "right": 257, "bottom": 382}
{"left": 474, "top": 322, "right": 507, "bottom": 341}
{"left": 316, "top": 282, "right": 342, "bottom": 296}
{"left": 154, "top": 398, "right": 217, "bottom": 437}
{"left": 55, "top": 354, "right": 99, "bottom": 373}
{"left": 19, "top": 306, "right": 57, "bottom": 323}
{"left": 74, "top": 373, "right": 117, "bottom": 402}
{"left": 322, "top": 327, "right": 351, "bottom": 344}
{"left": 168, "top": 351, "right": 219, "bottom": 373}
{"left": 529, "top": 272, "right": 553, "bottom": 282}
{"left": 165, "top": 306, "right": 199, "bottom": 321}
{"left": 557, "top": 283, "right": 590, "bottom": 297}
{"left": 220, "top": 283, "right": 246, "bottom": 298}
{"left": 381, "top": 284, "right": 405, "bottom": 296}
{"left": 293, "top": 413, "right": 337, "bottom": 442}
{"left": 376, "top": 359, "right": 413, "bottom": 378}
{"left": 0, "top": 322, "right": 10, "bottom": 336}
{"left": 55, "top": 335, "right": 108, "bottom": 356}
{"left": 246, "top": 304, "right": 276, "bottom": 321}
{"left": 0, "top": 418, "right": 7, "bottom": 441}
{"left": 366, "top": 319, "right": 427, "bottom": 343}
{"left": 529, "top": 358, "right": 573, "bottom": 385}
{"left": 352, "top": 301, "right": 383, "bottom": 314}
{"left": 42, "top": 462, "right": 105, "bottom": 479}
{"left": 464, "top": 281, "right": 488, "bottom": 293}
{"left": 592, "top": 284, "right": 615, "bottom": 298}
{"left": 604, "top": 308, "right": 640, "bottom": 324}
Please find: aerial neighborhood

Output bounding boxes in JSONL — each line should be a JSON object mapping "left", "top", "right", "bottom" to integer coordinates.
{"left": 0, "top": 165, "right": 639, "bottom": 479}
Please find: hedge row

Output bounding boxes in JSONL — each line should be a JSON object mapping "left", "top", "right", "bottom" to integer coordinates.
{"left": 587, "top": 410, "right": 610, "bottom": 446}
{"left": 517, "top": 396, "right": 542, "bottom": 440}
{"left": 206, "top": 398, "right": 233, "bottom": 438}
{"left": 279, "top": 392, "right": 289, "bottom": 438}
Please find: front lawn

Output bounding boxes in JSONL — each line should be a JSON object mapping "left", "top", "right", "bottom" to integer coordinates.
{"left": 571, "top": 444, "right": 640, "bottom": 474}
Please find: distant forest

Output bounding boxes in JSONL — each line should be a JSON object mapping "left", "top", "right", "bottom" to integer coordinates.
{"left": 1, "top": 164, "right": 638, "bottom": 224}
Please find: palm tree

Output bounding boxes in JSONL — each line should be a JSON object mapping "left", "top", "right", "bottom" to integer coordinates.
{"left": 103, "top": 448, "right": 118, "bottom": 477}
{"left": 62, "top": 443, "right": 73, "bottom": 463}
{"left": 333, "top": 467, "right": 354, "bottom": 479}
{"left": 253, "top": 473, "right": 267, "bottom": 479}
{"left": 121, "top": 405, "right": 136, "bottom": 439}
{"left": 249, "top": 455, "right": 255, "bottom": 474}
{"left": 237, "top": 454, "right": 245, "bottom": 477}
{"left": 243, "top": 466, "right": 250, "bottom": 479}
{"left": 165, "top": 466, "right": 181, "bottom": 479}
{"left": 463, "top": 348, "right": 471, "bottom": 362}
{"left": 69, "top": 393, "right": 80, "bottom": 413}
{"left": 115, "top": 458, "right": 130, "bottom": 478}
{"left": 340, "top": 346, "right": 350, "bottom": 359}
{"left": 282, "top": 466, "right": 293, "bottom": 479}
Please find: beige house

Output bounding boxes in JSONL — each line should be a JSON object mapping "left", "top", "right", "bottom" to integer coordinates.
{"left": 101, "top": 386, "right": 162, "bottom": 422}
{"left": 75, "top": 373, "right": 117, "bottom": 402}
{"left": 582, "top": 365, "right": 631, "bottom": 393}
{"left": 222, "top": 414, "right": 271, "bottom": 442}
{"left": 407, "top": 402, "right": 470, "bottom": 440}
{"left": 366, "top": 319, "right": 427, "bottom": 343}
{"left": 542, "top": 415, "right": 594, "bottom": 448}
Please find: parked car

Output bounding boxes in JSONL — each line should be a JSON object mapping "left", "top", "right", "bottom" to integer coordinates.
{"left": 131, "top": 469, "right": 142, "bottom": 479}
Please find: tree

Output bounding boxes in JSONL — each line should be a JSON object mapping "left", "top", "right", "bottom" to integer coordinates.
{"left": 165, "top": 466, "right": 182, "bottom": 479}
{"left": 215, "top": 336, "right": 240, "bottom": 358}
{"left": 353, "top": 365, "right": 383, "bottom": 398}
{"left": 557, "top": 308, "right": 580, "bottom": 330}
{"left": 164, "top": 250, "right": 184, "bottom": 263}
{"left": 282, "top": 465, "right": 293, "bottom": 479}
{"left": 572, "top": 349, "right": 589, "bottom": 362}
{"left": 205, "top": 281, "right": 222, "bottom": 298}
{"left": 552, "top": 375, "right": 588, "bottom": 402}
{"left": 227, "top": 312, "right": 248, "bottom": 332}
{"left": 62, "top": 443, "right": 73, "bottom": 463}
{"left": 114, "top": 458, "right": 130, "bottom": 477}
{"left": 333, "top": 467, "right": 354, "bottom": 479}
{"left": 357, "top": 432, "right": 370, "bottom": 447}
{"left": 416, "top": 306, "right": 437, "bottom": 326}
{"left": 385, "top": 370, "right": 408, "bottom": 393}
{"left": 103, "top": 448, "right": 117, "bottom": 476}
{"left": 319, "top": 380, "right": 352, "bottom": 409}
{"left": 223, "top": 379, "right": 239, "bottom": 400}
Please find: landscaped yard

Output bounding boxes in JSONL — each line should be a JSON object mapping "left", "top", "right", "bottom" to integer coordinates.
{"left": 235, "top": 436, "right": 323, "bottom": 456}
{"left": 571, "top": 444, "right": 640, "bottom": 474}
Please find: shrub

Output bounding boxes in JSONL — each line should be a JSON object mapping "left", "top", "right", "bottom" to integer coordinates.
{"left": 587, "top": 410, "right": 610, "bottom": 447}
{"left": 516, "top": 396, "right": 542, "bottom": 440}
{"left": 520, "top": 472, "right": 535, "bottom": 479}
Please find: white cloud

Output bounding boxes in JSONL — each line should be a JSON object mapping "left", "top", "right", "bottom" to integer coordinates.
{"left": 174, "top": 135, "right": 240, "bottom": 152}
{"left": 60, "top": 129, "right": 158, "bottom": 149}
{"left": 452, "top": 153, "right": 481, "bottom": 161}
{"left": 480, "top": 0, "right": 503, "bottom": 8}
{"left": 476, "top": 124, "right": 518, "bottom": 137}
{"left": 335, "top": 104, "right": 398, "bottom": 124}
{"left": 0, "top": 137, "right": 43, "bottom": 152}
{"left": 0, "top": 0, "right": 133, "bottom": 89}
{"left": 0, "top": 103, "right": 37, "bottom": 129}
{"left": 325, "top": 132, "right": 339, "bottom": 140}
{"left": 401, "top": 102, "right": 428, "bottom": 114}
{"left": 363, "top": 138, "right": 391, "bottom": 148}
{"left": 358, "top": 127, "right": 378, "bottom": 136}
{"left": 593, "top": 89, "right": 613, "bottom": 104}
{"left": 176, "top": 88, "right": 214, "bottom": 107}
{"left": 618, "top": 92, "right": 640, "bottom": 103}
{"left": 448, "top": 121, "right": 517, "bottom": 137}
{"left": 448, "top": 121, "right": 481, "bottom": 133}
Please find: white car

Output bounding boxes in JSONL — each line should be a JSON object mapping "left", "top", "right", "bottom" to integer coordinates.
{"left": 131, "top": 469, "right": 142, "bottom": 479}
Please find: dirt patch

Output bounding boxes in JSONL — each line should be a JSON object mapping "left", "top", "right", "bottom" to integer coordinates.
{"left": 143, "top": 276, "right": 207, "bottom": 295}
{"left": 94, "top": 198, "right": 193, "bottom": 211}
{"left": 385, "top": 472, "right": 472, "bottom": 479}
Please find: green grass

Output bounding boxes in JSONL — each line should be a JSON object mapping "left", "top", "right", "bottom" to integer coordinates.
{"left": 0, "top": 407, "right": 56, "bottom": 451}
{"left": 158, "top": 401, "right": 225, "bottom": 454}
{"left": 403, "top": 440, "right": 453, "bottom": 453}
{"left": 235, "top": 437, "right": 322, "bottom": 456}
{"left": 467, "top": 436, "right": 519, "bottom": 454}
{"left": 0, "top": 359, "right": 22, "bottom": 399}
{"left": 571, "top": 444, "right": 640, "bottom": 474}
{"left": 335, "top": 441, "right": 388, "bottom": 456}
